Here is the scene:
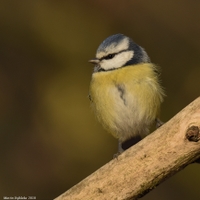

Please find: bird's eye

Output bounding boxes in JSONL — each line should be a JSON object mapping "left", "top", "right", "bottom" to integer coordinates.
{"left": 104, "top": 54, "right": 115, "bottom": 60}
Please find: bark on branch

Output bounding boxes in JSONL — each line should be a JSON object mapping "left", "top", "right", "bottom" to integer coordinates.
{"left": 55, "top": 97, "right": 200, "bottom": 200}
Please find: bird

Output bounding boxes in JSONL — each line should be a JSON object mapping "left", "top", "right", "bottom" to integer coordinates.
{"left": 88, "top": 33, "right": 165, "bottom": 153}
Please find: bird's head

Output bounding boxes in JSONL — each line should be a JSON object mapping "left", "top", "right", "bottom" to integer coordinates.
{"left": 89, "top": 34, "right": 150, "bottom": 72}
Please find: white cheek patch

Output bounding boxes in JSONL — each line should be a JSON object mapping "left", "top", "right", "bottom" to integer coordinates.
{"left": 101, "top": 51, "right": 134, "bottom": 70}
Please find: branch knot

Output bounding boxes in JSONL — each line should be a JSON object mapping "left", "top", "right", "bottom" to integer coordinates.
{"left": 186, "top": 126, "right": 200, "bottom": 142}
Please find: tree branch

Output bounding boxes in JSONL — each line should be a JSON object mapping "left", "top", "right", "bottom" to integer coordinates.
{"left": 55, "top": 97, "right": 200, "bottom": 200}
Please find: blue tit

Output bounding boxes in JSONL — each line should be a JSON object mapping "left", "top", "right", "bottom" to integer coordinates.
{"left": 89, "top": 33, "right": 165, "bottom": 153}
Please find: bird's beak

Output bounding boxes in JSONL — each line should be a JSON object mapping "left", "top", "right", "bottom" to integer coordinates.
{"left": 88, "top": 58, "right": 100, "bottom": 64}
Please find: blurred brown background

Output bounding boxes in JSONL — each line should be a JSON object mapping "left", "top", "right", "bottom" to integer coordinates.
{"left": 1, "top": 0, "right": 200, "bottom": 199}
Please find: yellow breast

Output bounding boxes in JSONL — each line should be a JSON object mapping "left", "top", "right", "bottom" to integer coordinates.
{"left": 89, "top": 63, "right": 164, "bottom": 141}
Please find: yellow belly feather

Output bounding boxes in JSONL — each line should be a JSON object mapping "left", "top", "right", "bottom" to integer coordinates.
{"left": 89, "top": 63, "right": 164, "bottom": 141}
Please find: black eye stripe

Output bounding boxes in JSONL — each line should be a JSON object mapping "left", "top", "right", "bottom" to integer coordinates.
{"left": 99, "top": 53, "right": 115, "bottom": 61}
{"left": 104, "top": 53, "right": 115, "bottom": 60}
{"left": 99, "top": 49, "right": 129, "bottom": 61}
